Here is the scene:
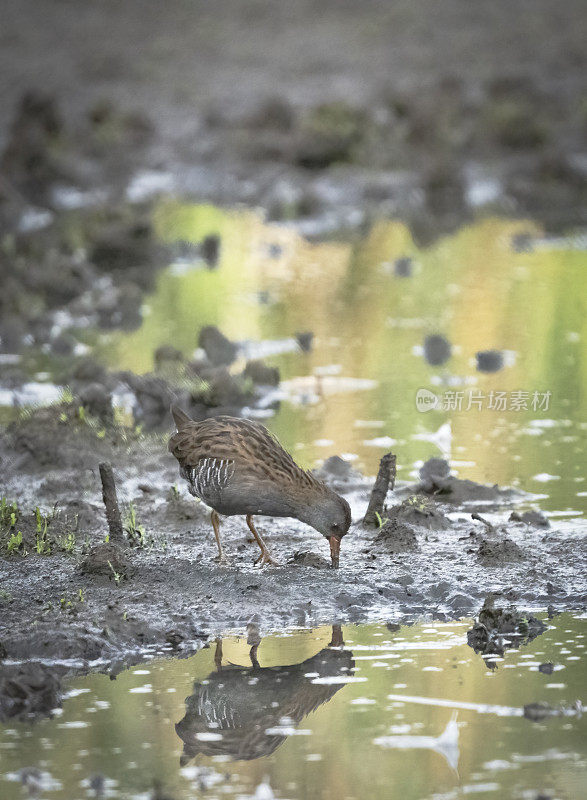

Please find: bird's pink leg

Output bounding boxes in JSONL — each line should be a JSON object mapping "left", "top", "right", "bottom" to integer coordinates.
{"left": 211, "top": 510, "right": 230, "bottom": 564}
{"left": 246, "top": 514, "right": 280, "bottom": 566}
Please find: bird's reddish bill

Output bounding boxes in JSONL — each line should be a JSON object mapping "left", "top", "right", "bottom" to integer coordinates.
{"left": 329, "top": 535, "right": 341, "bottom": 568}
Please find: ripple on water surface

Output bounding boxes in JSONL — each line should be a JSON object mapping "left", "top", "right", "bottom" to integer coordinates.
{"left": 0, "top": 614, "right": 585, "bottom": 800}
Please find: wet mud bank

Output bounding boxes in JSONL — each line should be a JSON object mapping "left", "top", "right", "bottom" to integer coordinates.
{"left": 1, "top": 406, "right": 585, "bottom": 704}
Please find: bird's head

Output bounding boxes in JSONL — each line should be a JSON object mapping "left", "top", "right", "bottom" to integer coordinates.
{"left": 305, "top": 490, "right": 351, "bottom": 568}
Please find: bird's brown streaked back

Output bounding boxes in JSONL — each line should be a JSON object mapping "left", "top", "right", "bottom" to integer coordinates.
{"left": 169, "top": 409, "right": 328, "bottom": 495}
{"left": 168, "top": 405, "right": 352, "bottom": 566}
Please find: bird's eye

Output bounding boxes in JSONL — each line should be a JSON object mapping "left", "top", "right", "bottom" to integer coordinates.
{"left": 332, "top": 523, "right": 340, "bottom": 532}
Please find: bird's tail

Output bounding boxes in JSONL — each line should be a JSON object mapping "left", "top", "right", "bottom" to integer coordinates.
{"left": 171, "top": 404, "right": 193, "bottom": 430}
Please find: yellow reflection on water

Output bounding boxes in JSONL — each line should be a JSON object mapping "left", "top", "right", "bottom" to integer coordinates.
{"left": 98, "top": 204, "right": 586, "bottom": 512}
{"left": 1, "top": 616, "right": 585, "bottom": 800}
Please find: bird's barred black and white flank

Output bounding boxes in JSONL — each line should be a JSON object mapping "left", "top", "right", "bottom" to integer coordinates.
{"left": 181, "top": 457, "right": 235, "bottom": 502}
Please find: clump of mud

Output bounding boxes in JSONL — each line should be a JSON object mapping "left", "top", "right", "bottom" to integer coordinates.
{"left": 374, "top": 520, "right": 419, "bottom": 553}
{"left": 423, "top": 334, "right": 452, "bottom": 366}
{"left": 476, "top": 349, "right": 504, "bottom": 373}
{"left": 0, "top": 662, "right": 61, "bottom": 722}
{"left": 509, "top": 510, "right": 550, "bottom": 528}
{"left": 477, "top": 535, "right": 525, "bottom": 565}
{"left": 243, "top": 359, "right": 280, "bottom": 387}
{"left": 467, "top": 596, "right": 547, "bottom": 665}
{"left": 198, "top": 325, "right": 239, "bottom": 367}
{"left": 79, "top": 542, "right": 131, "bottom": 579}
{"left": 387, "top": 494, "right": 452, "bottom": 531}
{"left": 416, "top": 458, "right": 516, "bottom": 507}
{"left": 312, "top": 455, "right": 366, "bottom": 491}
{"left": 290, "top": 551, "right": 331, "bottom": 569}
{"left": 468, "top": 513, "right": 526, "bottom": 565}
{"left": 2, "top": 403, "right": 138, "bottom": 473}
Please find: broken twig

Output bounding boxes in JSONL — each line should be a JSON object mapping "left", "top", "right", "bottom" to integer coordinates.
{"left": 471, "top": 513, "right": 494, "bottom": 530}
{"left": 363, "top": 452, "right": 397, "bottom": 526}
{"left": 99, "top": 462, "right": 124, "bottom": 544}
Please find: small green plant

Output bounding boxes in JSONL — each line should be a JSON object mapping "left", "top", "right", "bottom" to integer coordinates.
{"left": 60, "top": 387, "right": 74, "bottom": 404}
{"left": 60, "top": 597, "right": 74, "bottom": 611}
{"left": 405, "top": 494, "right": 430, "bottom": 513}
{"left": 169, "top": 484, "right": 180, "bottom": 501}
{"left": 125, "top": 502, "right": 148, "bottom": 548}
{"left": 0, "top": 589, "right": 12, "bottom": 603}
{"left": 0, "top": 497, "right": 19, "bottom": 530}
{"left": 34, "top": 507, "right": 52, "bottom": 554}
{"left": 78, "top": 588, "right": 86, "bottom": 603}
{"left": 374, "top": 511, "right": 389, "bottom": 528}
{"left": 6, "top": 530, "right": 24, "bottom": 555}
{"left": 108, "top": 560, "right": 123, "bottom": 585}
{"left": 35, "top": 532, "right": 51, "bottom": 555}
{"left": 58, "top": 531, "right": 77, "bottom": 554}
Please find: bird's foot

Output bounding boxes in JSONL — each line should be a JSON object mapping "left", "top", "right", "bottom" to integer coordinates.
{"left": 214, "top": 553, "right": 231, "bottom": 566}
{"left": 254, "top": 549, "right": 280, "bottom": 567}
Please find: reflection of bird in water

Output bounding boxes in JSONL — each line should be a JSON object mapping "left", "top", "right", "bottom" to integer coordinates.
{"left": 175, "top": 625, "right": 354, "bottom": 764}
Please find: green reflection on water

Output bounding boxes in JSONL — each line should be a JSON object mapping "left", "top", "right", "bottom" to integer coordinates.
{"left": 1, "top": 614, "right": 586, "bottom": 799}
{"left": 94, "top": 204, "right": 586, "bottom": 514}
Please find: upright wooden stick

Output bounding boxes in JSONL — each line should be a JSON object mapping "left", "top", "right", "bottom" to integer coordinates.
{"left": 99, "top": 462, "right": 123, "bottom": 543}
{"left": 363, "top": 452, "right": 396, "bottom": 526}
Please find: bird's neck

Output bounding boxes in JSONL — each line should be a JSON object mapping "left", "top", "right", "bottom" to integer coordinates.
{"left": 290, "top": 483, "right": 333, "bottom": 529}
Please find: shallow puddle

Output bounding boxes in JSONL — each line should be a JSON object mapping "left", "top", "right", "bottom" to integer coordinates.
{"left": 1, "top": 614, "right": 585, "bottom": 799}
{"left": 88, "top": 205, "right": 585, "bottom": 516}
{"left": 2, "top": 205, "right": 586, "bottom": 516}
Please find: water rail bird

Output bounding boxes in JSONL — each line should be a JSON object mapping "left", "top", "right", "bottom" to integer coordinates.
{"left": 168, "top": 406, "right": 351, "bottom": 567}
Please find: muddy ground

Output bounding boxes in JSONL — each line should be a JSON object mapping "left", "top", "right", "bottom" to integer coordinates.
{"left": 1, "top": 403, "right": 585, "bottom": 694}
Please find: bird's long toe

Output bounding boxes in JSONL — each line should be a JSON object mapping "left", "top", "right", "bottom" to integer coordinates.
{"left": 254, "top": 549, "right": 280, "bottom": 567}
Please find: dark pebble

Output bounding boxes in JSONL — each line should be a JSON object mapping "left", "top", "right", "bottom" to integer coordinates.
{"left": 423, "top": 334, "right": 451, "bottom": 365}
{"left": 154, "top": 344, "right": 184, "bottom": 369}
{"left": 198, "top": 326, "right": 238, "bottom": 366}
{"left": 394, "top": 257, "right": 413, "bottom": 277}
{"left": 476, "top": 350, "right": 504, "bottom": 372}
{"left": 295, "top": 331, "right": 314, "bottom": 352}
{"left": 538, "top": 662, "right": 555, "bottom": 675}
{"left": 79, "top": 382, "right": 113, "bottom": 422}
{"left": 243, "top": 359, "right": 280, "bottom": 386}
{"left": 51, "top": 332, "right": 77, "bottom": 356}
{"left": 201, "top": 234, "right": 220, "bottom": 269}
